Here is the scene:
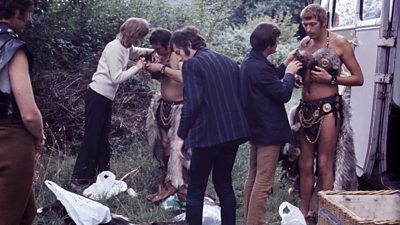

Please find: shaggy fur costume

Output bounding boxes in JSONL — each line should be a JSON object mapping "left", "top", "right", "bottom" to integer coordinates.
{"left": 332, "top": 87, "right": 358, "bottom": 191}
{"left": 283, "top": 87, "right": 358, "bottom": 191}
{"left": 146, "top": 93, "right": 190, "bottom": 189}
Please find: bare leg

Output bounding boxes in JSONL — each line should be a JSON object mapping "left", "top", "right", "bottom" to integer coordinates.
{"left": 298, "top": 128, "right": 316, "bottom": 217}
{"left": 160, "top": 128, "right": 171, "bottom": 158}
{"left": 317, "top": 113, "right": 340, "bottom": 191}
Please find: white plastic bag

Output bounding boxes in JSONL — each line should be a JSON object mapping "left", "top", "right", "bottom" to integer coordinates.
{"left": 173, "top": 197, "right": 221, "bottom": 225}
{"left": 279, "top": 201, "right": 306, "bottom": 225}
{"left": 45, "top": 180, "right": 111, "bottom": 225}
{"left": 173, "top": 204, "right": 221, "bottom": 225}
{"left": 83, "top": 171, "right": 128, "bottom": 200}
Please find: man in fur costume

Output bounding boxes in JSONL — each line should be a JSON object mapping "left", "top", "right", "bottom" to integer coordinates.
{"left": 282, "top": 86, "right": 358, "bottom": 219}
{"left": 144, "top": 28, "right": 190, "bottom": 203}
{"left": 293, "top": 4, "right": 363, "bottom": 219}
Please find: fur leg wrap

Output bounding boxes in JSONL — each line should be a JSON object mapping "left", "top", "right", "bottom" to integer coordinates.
{"left": 146, "top": 93, "right": 163, "bottom": 165}
{"left": 146, "top": 93, "right": 190, "bottom": 189}
{"left": 166, "top": 104, "right": 190, "bottom": 189}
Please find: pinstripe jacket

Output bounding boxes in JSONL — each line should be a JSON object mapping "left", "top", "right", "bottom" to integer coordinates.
{"left": 177, "top": 48, "right": 249, "bottom": 148}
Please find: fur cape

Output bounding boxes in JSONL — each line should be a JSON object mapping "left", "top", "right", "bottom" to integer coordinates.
{"left": 332, "top": 87, "right": 358, "bottom": 191}
{"left": 146, "top": 93, "right": 190, "bottom": 189}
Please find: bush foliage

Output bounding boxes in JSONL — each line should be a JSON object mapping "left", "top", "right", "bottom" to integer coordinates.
{"left": 22, "top": 0, "right": 232, "bottom": 69}
{"left": 25, "top": 0, "right": 303, "bottom": 153}
{"left": 24, "top": 0, "right": 303, "bottom": 70}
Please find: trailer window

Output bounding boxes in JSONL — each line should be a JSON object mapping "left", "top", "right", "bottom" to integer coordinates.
{"left": 320, "top": 0, "right": 330, "bottom": 10}
{"left": 361, "top": 0, "right": 382, "bottom": 20}
{"left": 332, "top": 0, "right": 356, "bottom": 27}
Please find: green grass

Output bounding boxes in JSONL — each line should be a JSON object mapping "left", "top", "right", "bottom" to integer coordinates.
{"left": 33, "top": 91, "right": 304, "bottom": 225}
{"left": 33, "top": 139, "right": 301, "bottom": 225}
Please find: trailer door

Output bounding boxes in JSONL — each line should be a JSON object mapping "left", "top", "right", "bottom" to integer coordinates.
{"left": 330, "top": 0, "right": 382, "bottom": 177}
{"left": 351, "top": 0, "right": 383, "bottom": 178}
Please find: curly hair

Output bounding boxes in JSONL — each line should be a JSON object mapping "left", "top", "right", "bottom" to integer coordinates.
{"left": 0, "top": 0, "right": 36, "bottom": 20}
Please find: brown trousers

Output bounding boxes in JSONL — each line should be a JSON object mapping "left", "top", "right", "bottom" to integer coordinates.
{"left": 0, "top": 120, "right": 36, "bottom": 225}
{"left": 243, "top": 143, "right": 280, "bottom": 225}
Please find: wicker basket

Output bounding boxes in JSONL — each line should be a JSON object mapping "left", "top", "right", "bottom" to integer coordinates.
{"left": 318, "top": 190, "right": 400, "bottom": 225}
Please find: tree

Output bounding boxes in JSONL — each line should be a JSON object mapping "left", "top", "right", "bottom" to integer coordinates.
{"left": 211, "top": 13, "right": 299, "bottom": 64}
{"left": 23, "top": 0, "right": 304, "bottom": 71}
{"left": 229, "top": 0, "right": 313, "bottom": 38}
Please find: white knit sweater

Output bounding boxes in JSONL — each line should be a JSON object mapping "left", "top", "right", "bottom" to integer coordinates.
{"left": 89, "top": 38, "right": 153, "bottom": 100}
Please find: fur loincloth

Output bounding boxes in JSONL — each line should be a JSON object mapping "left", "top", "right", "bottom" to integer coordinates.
{"left": 146, "top": 93, "right": 190, "bottom": 189}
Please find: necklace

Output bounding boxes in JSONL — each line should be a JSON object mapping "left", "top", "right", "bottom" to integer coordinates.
{"left": 326, "top": 30, "right": 330, "bottom": 48}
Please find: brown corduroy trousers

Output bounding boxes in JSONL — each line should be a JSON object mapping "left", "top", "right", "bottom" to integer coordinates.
{"left": 243, "top": 143, "right": 280, "bottom": 225}
{"left": 0, "top": 120, "right": 36, "bottom": 225}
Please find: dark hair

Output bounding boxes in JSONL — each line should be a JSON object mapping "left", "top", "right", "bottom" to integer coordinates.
{"left": 300, "top": 4, "right": 327, "bottom": 26}
{"left": 170, "top": 26, "right": 206, "bottom": 56}
{"left": 250, "top": 22, "right": 281, "bottom": 52}
{"left": 0, "top": 0, "right": 36, "bottom": 20}
{"left": 149, "top": 28, "right": 172, "bottom": 49}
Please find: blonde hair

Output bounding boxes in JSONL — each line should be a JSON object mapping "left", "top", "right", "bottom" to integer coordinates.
{"left": 117, "top": 17, "right": 149, "bottom": 47}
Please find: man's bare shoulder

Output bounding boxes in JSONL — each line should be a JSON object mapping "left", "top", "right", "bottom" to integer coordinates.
{"left": 330, "top": 32, "right": 353, "bottom": 56}
{"left": 299, "top": 36, "right": 311, "bottom": 49}
{"left": 330, "top": 32, "right": 350, "bottom": 47}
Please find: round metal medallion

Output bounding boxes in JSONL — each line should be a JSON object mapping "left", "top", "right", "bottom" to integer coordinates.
{"left": 322, "top": 103, "right": 332, "bottom": 113}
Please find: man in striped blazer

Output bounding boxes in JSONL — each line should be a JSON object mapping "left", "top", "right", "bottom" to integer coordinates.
{"left": 171, "top": 26, "right": 249, "bottom": 225}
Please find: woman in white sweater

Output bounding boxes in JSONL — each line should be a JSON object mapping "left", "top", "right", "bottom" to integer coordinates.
{"left": 71, "top": 17, "right": 153, "bottom": 189}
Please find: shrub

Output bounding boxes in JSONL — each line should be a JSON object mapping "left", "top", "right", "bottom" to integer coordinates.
{"left": 211, "top": 13, "right": 299, "bottom": 64}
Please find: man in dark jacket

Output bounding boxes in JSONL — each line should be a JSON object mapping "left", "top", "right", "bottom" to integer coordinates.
{"left": 239, "top": 22, "right": 301, "bottom": 225}
{"left": 171, "top": 26, "right": 249, "bottom": 225}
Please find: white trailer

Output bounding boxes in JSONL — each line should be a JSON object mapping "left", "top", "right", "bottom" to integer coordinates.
{"left": 316, "top": 0, "right": 400, "bottom": 189}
